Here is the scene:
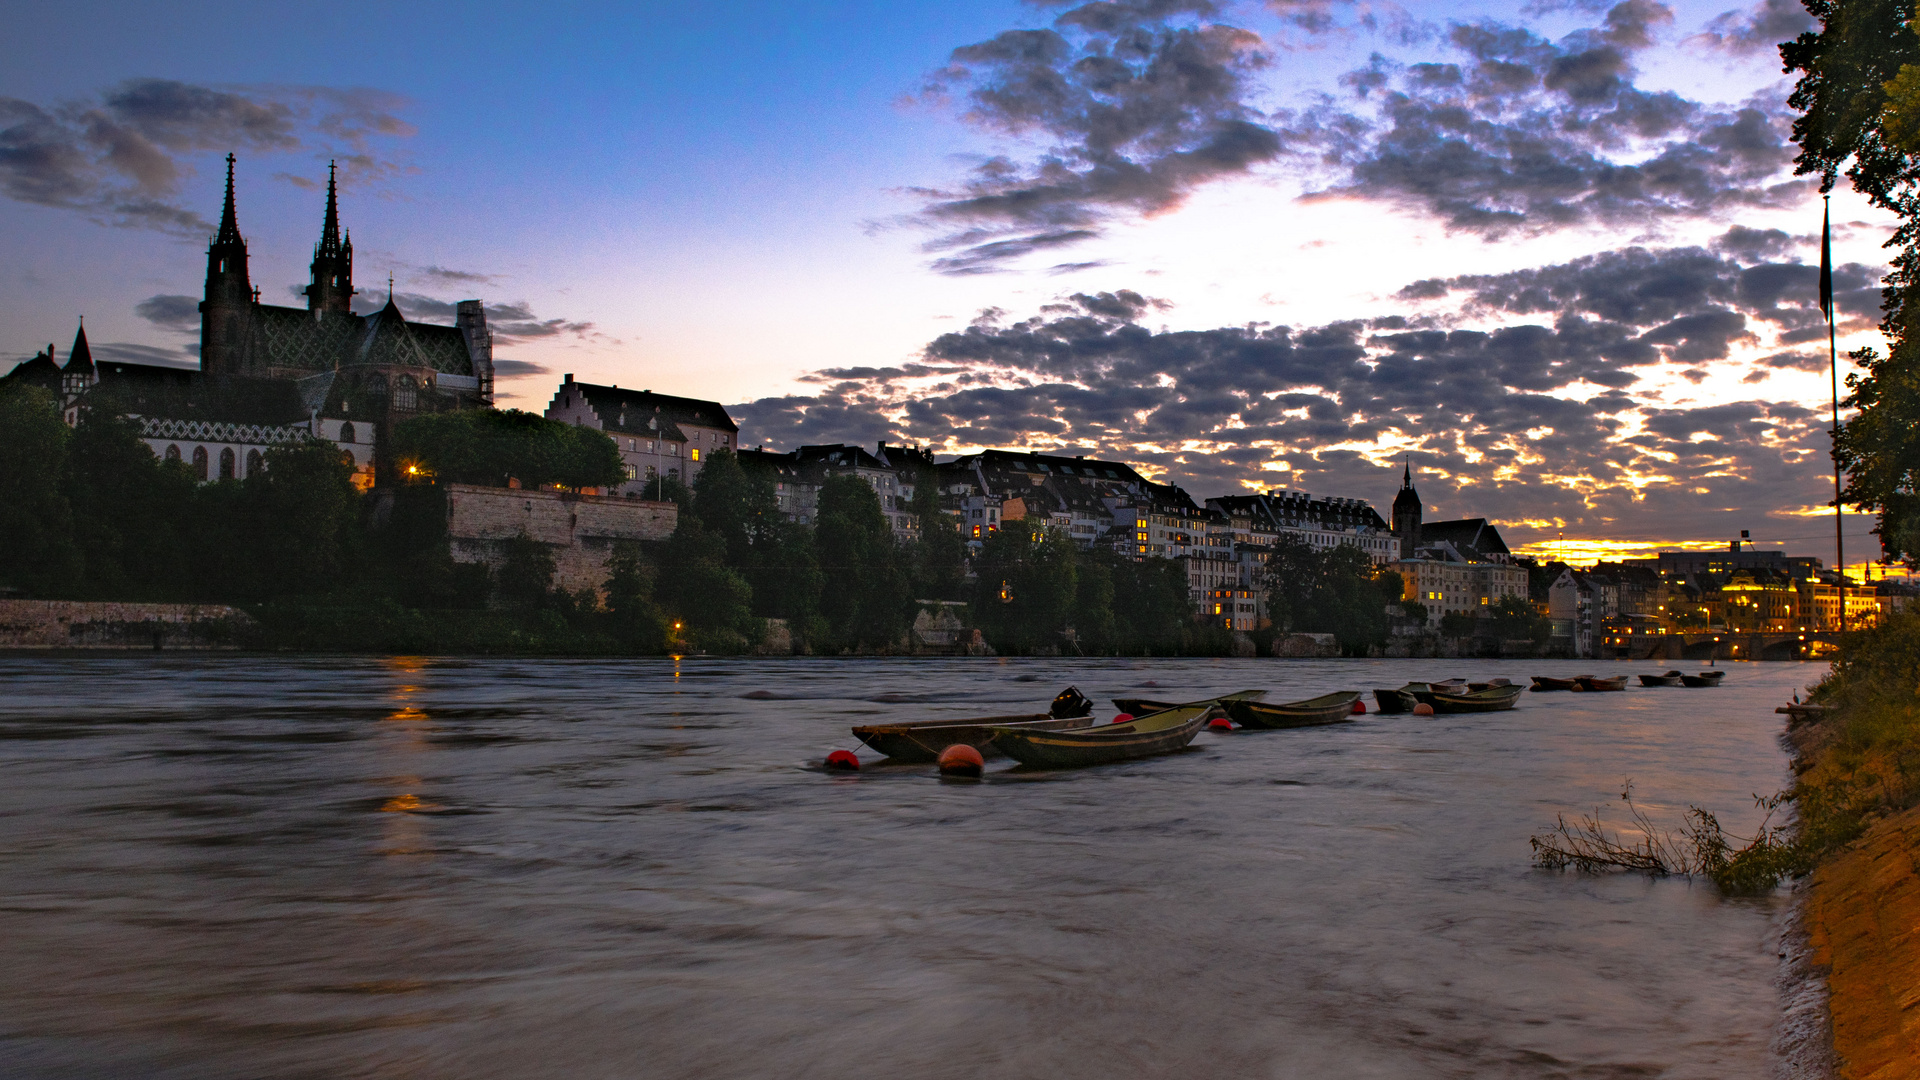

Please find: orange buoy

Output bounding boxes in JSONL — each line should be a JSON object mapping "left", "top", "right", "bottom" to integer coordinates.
{"left": 1351, "top": 700, "right": 1366, "bottom": 714}
{"left": 937, "top": 744, "right": 984, "bottom": 778}
{"left": 1412, "top": 703, "right": 1435, "bottom": 716}
{"left": 824, "top": 749, "right": 860, "bottom": 771}
{"left": 1208, "top": 717, "right": 1233, "bottom": 730}
{"left": 1111, "top": 713, "right": 1134, "bottom": 724}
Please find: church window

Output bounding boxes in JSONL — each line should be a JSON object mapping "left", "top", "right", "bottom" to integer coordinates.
{"left": 192, "top": 446, "right": 209, "bottom": 480}
{"left": 165, "top": 444, "right": 181, "bottom": 463}
{"left": 246, "top": 450, "right": 264, "bottom": 476}
{"left": 394, "top": 375, "right": 418, "bottom": 412}
{"left": 340, "top": 422, "right": 356, "bottom": 444}
{"left": 219, "top": 448, "right": 236, "bottom": 480}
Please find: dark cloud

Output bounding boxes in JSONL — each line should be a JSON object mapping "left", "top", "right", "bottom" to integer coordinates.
{"left": 134, "top": 293, "right": 200, "bottom": 332}
{"left": 418, "top": 265, "right": 499, "bottom": 285}
{"left": 1307, "top": 4, "right": 1806, "bottom": 236}
{"left": 490, "top": 360, "right": 550, "bottom": 379}
{"left": 0, "top": 79, "right": 412, "bottom": 234}
{"left": 90, "top": 342, "right": 197, "bottom": 368}
{"left": 730, "top": 243, "right": 1859, "bottom": 547}
{"left": 1694, "top": 0, "right": 1814, "bottom": 55}
{"left": 908, "top": 1, "right": 1283, "bottom": 272}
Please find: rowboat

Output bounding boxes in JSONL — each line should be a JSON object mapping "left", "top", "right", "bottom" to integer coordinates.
{"left": 1680, "top": 671, "right": 1726, "bottom": 687}
{"left": 1111, "top": 689, "right": 1267, "bottom": 715}
{"left": 1530, "top": 676, "right": 1581, "bottom": 692}
{"left": 1639, "top": 670, "right": 1684, "bottom": 687}
{"left": 1223, "top": 691, "right": 1362, "bottom": 729}
{"left": 1408, "top": 683, "right": 1524, "bottom": 713}
{"left": 1573, "top": 675, "right": 1628, "bottom": 692}
{"left": 853, "top": 712, "right": 1095, "bottom": 762}
{"left": 852, "top": 686, "right": 1095, "bottom": 762}
{"left": 1373, "top": 687, "right": 1413, "bottom": 713}
{"left": 989, "top": 703, "right": 1217, "bottom": 768}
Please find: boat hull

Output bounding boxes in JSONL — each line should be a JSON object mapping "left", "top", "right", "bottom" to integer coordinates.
{"left": 990, "top": 704, "right": 1214, "bottom": 768}
{"left": 1372, "top": 688, "right": 1413, "bottom": 714}
{"left": 854, "top": 713, "right": 1093, "bottom": 762}
{"left": 1412, "top": 684, "right": 1524, "bottom": 713}
{"left": 1679, "top": 674, "right": 1723, "bottom": 687}
{"left": 1111, "top": 690, "right": 1266, "bottom": 715}
{"left": 1224, "top": 692, "right": 1362, "bottom": 729}
{"left": 1573, "top": 676, "right": 1628, "bottom": 692}
{"left": 1530, "top": 677, "right": 1579, "bottom": 692}
{"left": 1639, "top": 673, "right": 1683, "bottom": 687}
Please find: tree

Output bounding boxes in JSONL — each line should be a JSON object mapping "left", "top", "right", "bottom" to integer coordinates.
{"left": 1786, "top": 3, "right": 1920, "bottom": 564}
{"left": 1437, "top": 612, "right": 1479, "bottom": 640}
{"left": 1399, "top": 600, "right": 1430, "bottom": 626}
{"left": 64, "top": 408, "right": 196, "bottom": 601}
{"left": 231, "top": 439, "right": 362, "bottom": 599}
{"left": 0, "top": 386, "right": 79, "bottom": 596}
{"left": 654, "top": 515, "right": 759, "bottom": 651}
{"left": 971, "top": 519, "right": 1078, "bottom": 653}
{"left": 910, "top": 466, "right": 968, "bottom": 601}
{"left": 1486, "top": 595, "right": 1547, "bottom": 642}
{"left": 603, "top": 540, "right": 667, "bottom": 651}
{"left": 813, "top": 474, "right": 911, "bottom": 650}
{"left": 495, "top": 533, "right": 557, "bottom": 608}
{"left": 389, "top": 409, "right": 625, "bottom": 490}
{"left": 1263, "top": 534, "right": 1322, "bottom": 632}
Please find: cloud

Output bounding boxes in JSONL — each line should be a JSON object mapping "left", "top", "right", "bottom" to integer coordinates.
{"left": 134, "top": 293, "right": 200, "bottom": 332}
{"left": 417, "top": 265, "right": 499, "bottom": 286}
{"left": 1304, "top": 5, "right": 1807, "bottom": 236}
{"left": 91, "top": 341, "right": 197, "bottom": 368}
{"left": 906, "top": 0, "right": 1285, "bottom": 272}
{"left": 730, "top": 243, "right": 1866, "bottom": 546}
{"left": 489, "top": 359, "right": 551, "bottom": 378}
{"left": 348, "top": 291, "right": 609, "bottom": 347}
{"left": 1694, "top": 0, "right": 1814, "bottom": 55}
{"left": 0, "top": 79, "right": 413, "bottom": 234}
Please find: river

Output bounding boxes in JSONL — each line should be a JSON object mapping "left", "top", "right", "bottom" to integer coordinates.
{"left": 0, "top": 656, "right": 1817, "bottom": 1079}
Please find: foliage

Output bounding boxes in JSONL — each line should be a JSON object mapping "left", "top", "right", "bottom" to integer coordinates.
{"left": 971, "top": 519, "right": 1079, "bottom": 653}
{"left": 389, "top": 409, "right": 625, "bottom": 490}
{"left": 1485, "top": 595, "right": 1549, "bottom": 643}
{"left": 1437, "top": 611, "right": 1478, "bottom": 639}
{"left": 0, "top": 387, "right": 80, "bottom": 596}
{"left": 911, "top": 466, "right": 968, "bottom": 601}
{"left": 1398, "top": 600, "right": 1429, "bottom": 626}
{"left": 1266, "top": 541, "right": 1401, "bottom": 655}
{"left": 813, "top": 474, "right": 912, "bottom": 650}
{"left": 1529, "top": 781, "right": 1796, "bottom": 895}
{"left": 653, "top": 515, "right": 760, "bottom": 652}
{"left": 603, "top": 541, "right": 668, "bottom": 652}
{"left": 1835, "top": 343, "right": 1920, "bottom": 566}
{"left": 495, "top": 534, "right": 558, "bottom": 608}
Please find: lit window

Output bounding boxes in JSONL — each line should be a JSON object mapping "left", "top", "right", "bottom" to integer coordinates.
{"left": 691, "top": 448, "right": 701, "bottom": 461}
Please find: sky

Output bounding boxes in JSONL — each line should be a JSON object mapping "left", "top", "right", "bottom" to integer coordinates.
{"left": 0, "top": 0, "right": 1900, "bottom": 570}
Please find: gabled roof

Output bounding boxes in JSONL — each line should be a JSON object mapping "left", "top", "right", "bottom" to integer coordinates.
{"left": 66, "top": 326, "right": 94, "bottom": 374}
{"left": 573, "top": 382, "right": 737, "bottom": 435}
{"left": 1419, "top": 518, "right": 1510, "bottom": 557}
{"left": 793, "top": 443, "right": 889, "bottom": 470}
{"left": 1209, "top": 491, "right": 1388, "bottom": 531}
{"left": 0, "top": 346, "right": 61, "bottom": 392}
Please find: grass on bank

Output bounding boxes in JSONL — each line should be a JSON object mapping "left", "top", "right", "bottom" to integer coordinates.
{"left": 1531, "top": 609, "right": 1920, "bottom": 895}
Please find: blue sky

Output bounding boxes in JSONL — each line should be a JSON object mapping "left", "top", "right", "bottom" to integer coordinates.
{"left": 0, "top": 0, "right": 1898, "bottom": 566}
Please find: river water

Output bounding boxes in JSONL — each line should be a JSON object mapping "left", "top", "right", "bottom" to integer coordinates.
{"left": 0, "top": 656, "right": 1818, "bottom": 1079}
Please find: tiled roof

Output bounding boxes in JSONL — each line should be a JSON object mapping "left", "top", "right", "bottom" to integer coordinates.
{"left": 574, "top": 383, "right": 737, "bottom": 434}
{"left": 1420, "top": 518, "right": 1510, "bottom": 557}
{"left": 250, "top": 300, "right": 475, "bottom": 375}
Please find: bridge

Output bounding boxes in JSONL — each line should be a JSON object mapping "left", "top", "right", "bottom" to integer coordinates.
{"left": 1600, "top": 631, "right": 1844, "bottom": 662}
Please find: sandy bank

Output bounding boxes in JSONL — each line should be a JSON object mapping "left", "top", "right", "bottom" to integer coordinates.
{"left": 1806, "top": 803, "right": 1920, "bottom": 1078}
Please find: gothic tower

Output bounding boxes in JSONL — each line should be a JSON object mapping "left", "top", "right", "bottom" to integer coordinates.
{"left": 198, "top": 154, "right": 253, "bottom": 376}
{"left": 1391, "top": 459, "right": 1422, "bottom": 559}
{"left": 304, "top": 161, "right": 354, "bottom": 313}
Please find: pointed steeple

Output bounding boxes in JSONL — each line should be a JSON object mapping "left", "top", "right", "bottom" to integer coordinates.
{"left": 215, "top": 153, "right": 241, "bottom": 247}
{"left": 67, "top": 321, "right": 93, "bottom": 374}
{"left": 202, "top": 154, "right": 254, "bottom": 375}
{"left": 305, "top": 161, "right": 355, "bottom": 314}
{"left": 61, "top": 321, "right": 96, "bottom": 403}
{"left": 1391, "top": 456, "right": 1422, "bottom": 559}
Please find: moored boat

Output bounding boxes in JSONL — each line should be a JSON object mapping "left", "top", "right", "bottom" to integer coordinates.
{"left": 1573, "top": 675, "right": 1628, "bottom": 692}
{"left": 1680, "top": 671, "right": 1726, "bottom": 687}
{"left": 1111, "top": 689, "right": 1267, "bottom": 715}
{"left": 852, "top": 687, "right": 1094, "bottom": 762}
{"left": 1373, "top": 687, "right": 1413, "bottom": 714}
{"left": 1410, "top": 683, "right": 1525, "bottom": 713}
{"left": 1223, "top": 691, "right": 1363, "bottom": 729}
{"left": 1530, "top": 676, "right": 1582, "bottom": 692}
{"left": 990, "top": 703, "right": 1217, "bottom": 768}
{"left": 1639, "top": 670, "right": 1684, "bottom": 687}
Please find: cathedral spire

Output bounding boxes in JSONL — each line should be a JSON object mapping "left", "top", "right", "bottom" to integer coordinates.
{"left": 215, "top": 153, "right": 241, "bottom": 247}
{"left": 305, "top": 160, "right": 354, "bottom": 314}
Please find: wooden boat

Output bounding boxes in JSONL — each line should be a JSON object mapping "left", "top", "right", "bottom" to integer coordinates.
{"left": 1680, "top": 671, "right": 1726, "bottom": 687}
{"left": 1776, "top": 703, "right": 1831, "bottom": 724}
{"left": 1530, "top": 676, "right": 1582, "bottom": 692}
{"left": 853, "top": 712, "right": 1095, "bottom": 762}
{"left": 853, "top": 686, "right": 1094, "bottom": 762}
{"left": 1223, "top": 691, "right": 1363, "bottom": 729}
{"left": 1467, "top": 678, "right": 1514, "bottom": 692}
{"left": 1409, "top": 683, "right": 1524, "bottom": 713}
{"left": 990, "top": 703, "right": 1216, "bottom": 768}
{"left": 1573, "top": 675, "right": 1628, "bottom": 692}
{"left": 1373, "top": 687, "right": 1413, "bottom": 713}
{"left": 1639, "top": 670, "right": 1684, "bottom": 687}
{"left": 1111, "top": 689, "right": 1267, "bottom": 715}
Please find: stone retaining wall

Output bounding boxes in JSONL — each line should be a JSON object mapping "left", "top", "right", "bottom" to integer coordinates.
{"left": 0, "top": 600, "right": 251, "bottom": 650}
{"left": 444, "top": 483, "right": 678, "bottom": 597}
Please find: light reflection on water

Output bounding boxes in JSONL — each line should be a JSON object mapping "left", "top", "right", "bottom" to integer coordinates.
{"left": 0, "top": 656, "right": 1816, "bottom": 1079}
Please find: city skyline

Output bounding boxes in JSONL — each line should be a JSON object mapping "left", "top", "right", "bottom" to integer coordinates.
{"left": 0, "top": 0, "right": 1897, "bottom": 569}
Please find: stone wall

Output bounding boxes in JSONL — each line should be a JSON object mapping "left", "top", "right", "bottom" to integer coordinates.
{"left": 0, "top": 600, "right": 251, "bottom": 650}
{"left": 444, "top": 483, "right": 678, "bottom": 597}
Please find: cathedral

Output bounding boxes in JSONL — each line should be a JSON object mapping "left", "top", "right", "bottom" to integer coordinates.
{"left": 3, "top": 155, "right": 497, "bottom": 488}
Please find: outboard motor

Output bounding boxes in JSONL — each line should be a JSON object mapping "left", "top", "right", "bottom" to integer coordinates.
{"left": 1050, "top": 686, "right": 1093, "bottom": 718}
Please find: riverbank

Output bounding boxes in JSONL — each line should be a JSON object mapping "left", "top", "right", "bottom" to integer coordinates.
{"left": 1784, "top": 611, "right": 1920, "bottom": 1079}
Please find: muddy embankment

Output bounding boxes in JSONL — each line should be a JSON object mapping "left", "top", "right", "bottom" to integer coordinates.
{"left": 1801, "top": 804, "right": 1920, "bottom": 1078}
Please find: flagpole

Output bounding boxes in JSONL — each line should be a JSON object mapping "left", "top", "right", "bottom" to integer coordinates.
{"left": 1823, "top": 195, "right": 1845, "bottom": 627}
